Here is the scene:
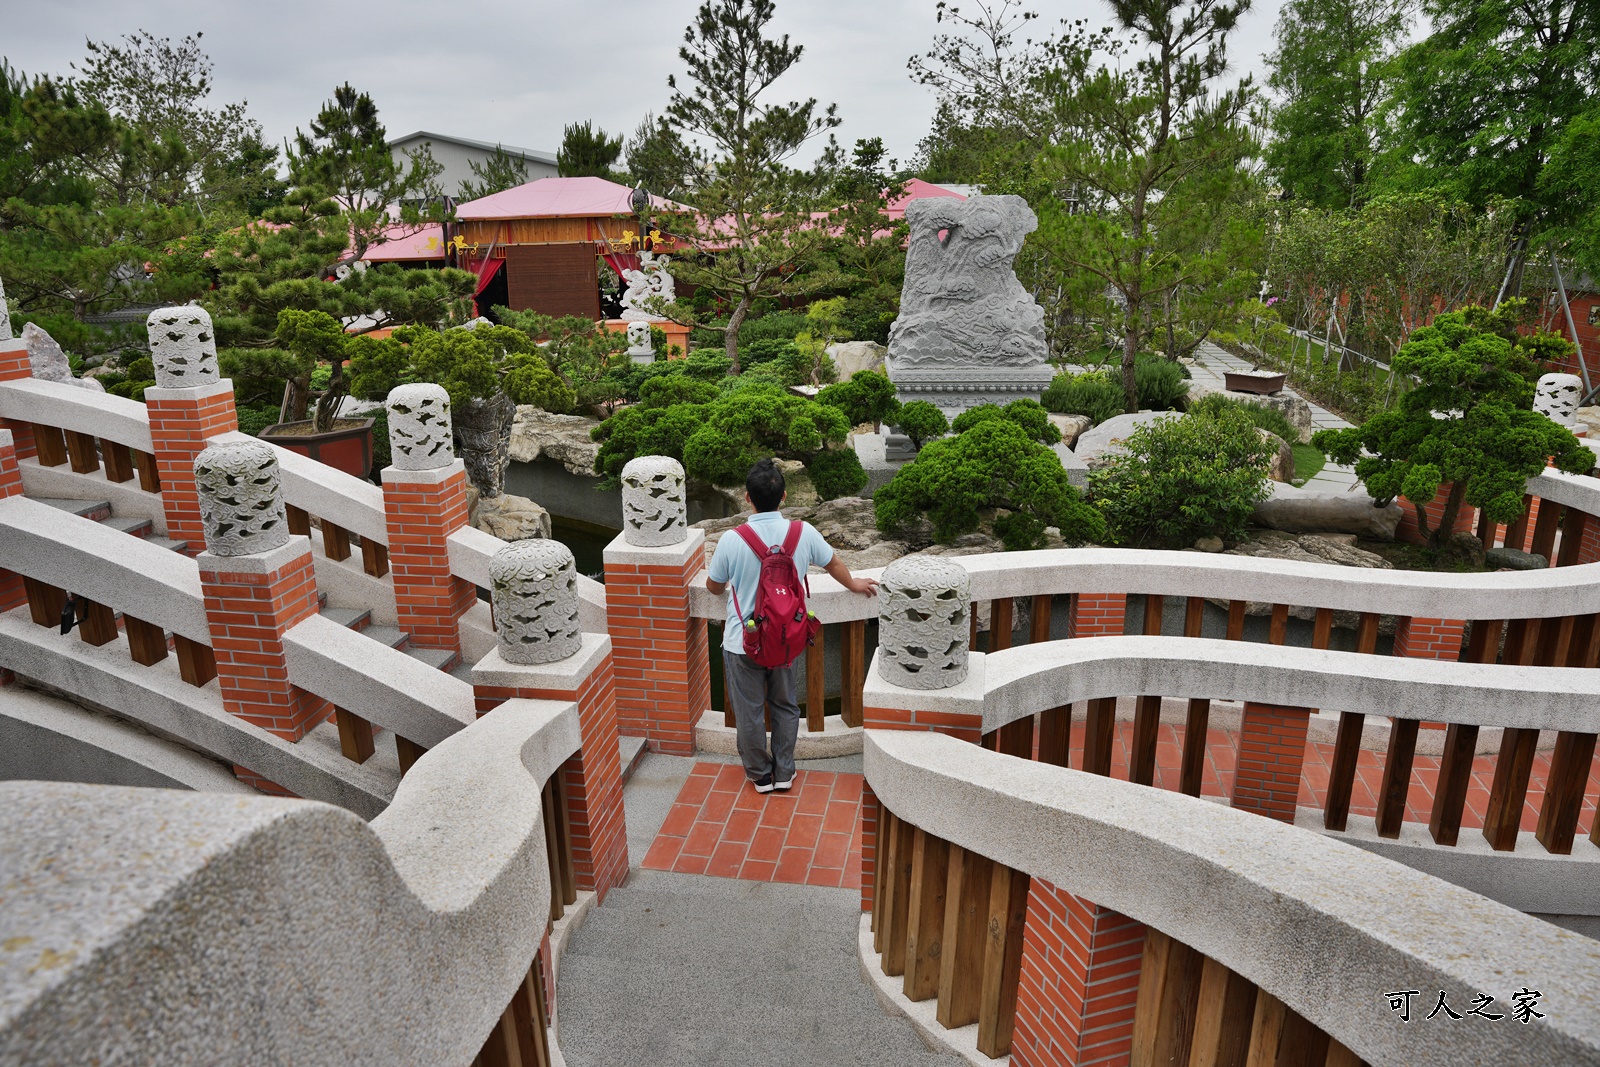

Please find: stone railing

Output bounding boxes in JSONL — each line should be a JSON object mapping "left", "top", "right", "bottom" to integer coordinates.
{"left": 0, "top": 698, "right": 581, "bottom": 1065}
{"left": 863, "top": 728, "right": 1600, "bottom": 1066}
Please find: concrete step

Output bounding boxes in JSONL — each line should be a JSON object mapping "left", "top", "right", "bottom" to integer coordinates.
{"left": 319, "top": 607, "right": 372, "bottom": 632}
{"left": 141, "top": 536, "right": 189, "bottom": 553}
{"left": 449, "top": 661, "right": 475, "bottom": 684}
{"left": 33, "top": 497, "right": 113, "bottom": 523}
{"left": 619, "top": 735, "right": 648, "bottom": 784}
{"left": 100, "top": 515, "right": 154, "bottom": 538}
{"left": 403, "top": 645, "right": 456, "bottom": 672}
{"left": 358, "top": 625, "right": 408, "bottom": 651}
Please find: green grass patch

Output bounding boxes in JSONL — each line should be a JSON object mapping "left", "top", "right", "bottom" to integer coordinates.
{"left": 1291, "top": 443, "right": 1326, "bottom": 484}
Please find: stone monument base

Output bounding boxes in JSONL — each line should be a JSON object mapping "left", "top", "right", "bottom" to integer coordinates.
{"left": 888, "top": 364, "right": 1057, "bottom": 418}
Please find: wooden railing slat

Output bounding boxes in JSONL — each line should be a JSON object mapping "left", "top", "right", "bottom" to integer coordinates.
{"left": 124, "top": 615, "right": 168, "bottom": 666}
{"left": 879, "top": 813, "right": 915, "bottom": 976}
{"left": 902, "top": 827, "right": 950, "bottom": 1002}
{"left": 937, "top": 843, "right": 993, "bottom": 1029}
{"left": 1557, "top": 509, "right": 1589, "bottom": 567}
{"left": 174, "top": 634, "right": 216, "bottom": 687}
{"left": 102, "top": 439, "right": 134, "bottom": 483}
{"left": 335, "top": 706, "right": 376, "bottom": 764}
{"left": 1324, "top": 612, "right": 1380, "bottom": 832}
{"left": 396, "top": 735, "right": 428, "bottom": 778}
{"left": 1482, "top": 727, "right": 1539, "bottom": 852}
{"left": 22, "top": 576, "right": 66, "bottom": 628}
{"left": 1178, "top": 597, "right": 1211, "bottom": 797}
{"left": 360, "top": 537, "right": 389, "bottom": 578}
{"left": 32, "top": 423, "right": 67, "bottom": 467}
{"left": 840, "top": 619, "right": 866, "bottom": 728}
{"left": 975, "top": 862, "right": 1029, "bottom": 1059}
{"left": 1248, "top": 990, "right": 1331, "bottom": 1066}
{"left": 77, "top": 598, "right": 117, "bottom": 646}
{"left": 1502, "top": 494, "right": 1535, "bottom": 552}
{"left": 132, "top": 448, "right": 161, "bottom": 492}
{"left": 540, "top": 779, "right": 565, "bottom": 923}
{"left": 1029, "top": 593, "right": 1052, "bottom": 644}
{"left": 990, "top": 597, "right": 1013, "bottom": 652}
{"left": 1189, "top": 956, "right": 1257, "bottom": 1067}
{"left": 1428, "top": 723, "right": 1479, "bottom": 847}
{"left": 1129, "top": 928, "right": 1204, "bottom": 1067}
{"left": 1130, "top": 595, "right": 1165, "bottom": 786}
{"left": 1375, "top": 718, "right": 1419, "bottom": 839}
{"left": 1038, "top": 705, "right": 1071, "bottom": 767}
{"left": 871, "top": 808, "right": 893, "bottom": 948}
{"left": 64, "top": 429, "right": 100, "bottom": 475}
{"left": 1534, "top": 731, "right": 1597, "bottom": 855}
{"left": 321, "top": 519, "right": 352, "bottom": 562}
{"left": 805, "top": 629, "right": 825, "bottom": 733}
{"left": 1225, "top": 600, "right": 1246, "bottom": 641}
{"left": 286, "top": 504, "right": 312, "bottom": 537}
{"left": 1083, "top": 698, "right": 1116, "bottom": 776}
{"left": 1529, "top": 500, "right": 1562, "bottom": 562}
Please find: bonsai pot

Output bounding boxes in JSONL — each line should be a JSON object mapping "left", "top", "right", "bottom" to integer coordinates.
{"left": 1224, "top": 370, "right": 1288, "bottom": 396}
{"left": 260, "top": 417, "right": 374, "bottom": 478}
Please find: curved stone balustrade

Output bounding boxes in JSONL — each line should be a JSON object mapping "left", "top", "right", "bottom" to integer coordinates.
{"left": 864, "top": 729, "right": 1600, "bottom": 1067}
{"left": 867, "top": 635, "right": 1600, "bottom": 737}
{"left": 0, "top": 699, "right": 579, "bottom": 1065}
{"left": 0, "top": 378, "right": 155, "bottom": 453}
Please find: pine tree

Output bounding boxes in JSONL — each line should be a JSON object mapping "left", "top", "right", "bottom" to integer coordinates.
{"left": 457, "top": 145, "right": 530, "bottom": 200}
{"left": 556, "top": 121, "right": 623, "bottom": 179}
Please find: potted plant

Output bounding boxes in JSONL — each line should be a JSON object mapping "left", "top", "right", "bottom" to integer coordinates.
{"left": 259, "top": 309, "right": 374, "bottom": 477}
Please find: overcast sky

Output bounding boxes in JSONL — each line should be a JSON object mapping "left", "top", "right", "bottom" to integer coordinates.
{"left": 7, "top": 0, "right": 1291, "bottom": 169}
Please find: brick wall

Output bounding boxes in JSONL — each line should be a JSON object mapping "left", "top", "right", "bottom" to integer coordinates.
{"left": 382, "top": 465, "right": 474, "bottom": 658}
{"left": 604, "top": 544, "right": 711, "bottom": 754}
{"left": 1395, "top": 484, "right": 1476, "bottom": 547}
{"left": 0, "top": 429, "right": 24, "bottom": 681}
{"left": 1392, "top": 616, "right": 1466, "bottom": 661}
{"left": 146, "top": 383, "right": 239, "bottom": 553}
{"left": 1070, "top": 593, "right": 1127, "bottom": 638}
{"left": 0, "top": 340, "right": 36, "bottom": 459}
{"left": 199, "top": 545, "right": 329, "bottom": 743}
{"left": 1230, "top": 704, "right": 1312, "bottom": 822}
{"left": 1011, "top": 878, "right": 1147, "bottom": 1067}
{"left": 1576, "top": 509, "right": 1600, "bottom": 564}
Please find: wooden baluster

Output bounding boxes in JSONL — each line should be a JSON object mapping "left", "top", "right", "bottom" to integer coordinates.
{"left": 990, "top": 715, "right": 1033, "bottom": 759}
{"left": 902, "top": 826, "right": 950, "bottom": 1002}
{"left": 1475, "top": 505, "right": 1498, "bottom": 549}
{"left": 1375, "top": 716, "right": 1419, "bottom": 839}
{"left": 524, "top": 955, "right": 554, "bottom": 1067}
{"left": 32, "top": 424, "right": 67, "bottom": 467}
{"left": 541, "top": 779, "right": 566, "bottom": 922}
{"left": 879, "top": 812, "right": 916, "bottom": 976}
{"left": 722, "top": 643, "right": 735, "bottom": 728}
{"left": 1082, "top": 697, "right": 1117, "bottom": 776}
{"left": 77, "top": 598, "right": 117, "bottom": 646}
{"left": 1324, "top": 1039, "right": 1364, "bottom": 1067}
{"left": 22, "top": 577, "right": 66, "bottom": 628}
{"left": 286, "top": 505, "right": 312, "bottom": 537}
{"left": 1129, "top": 929, "right": 1204, "bottom": 1067}
{"left": 1267, "top": 602, "right": 1289, "bottom": 646}
{"left": 975, "top": 863, "right": 1029, "bottom": 1059}
{"left": 174, "top": 634, "right": 216, "bottom": 687}
{"left": 321, "top": 519, "right": 352, "bottom": 561}
{"left": 840, "top": 618, "right": 865, "bottom": 728}
{"left": 360, "top": 537, "right": 389, "bottom": 578}
{"left": 1189, "top": 956, "right": 1257, "bottom": 1067}
{"left": 396, "top": 735, "right": 428, "bottom": 777}
{"left": 101, "top": 440, "right": 134, "bottom": 483}
{"left": 990, "top": 597, "right": 1013, "bottom": 651}
{"left": 1536, "top": 730, "right": 1597, "bottom": 855}
{"left": 1226, "top": 599, "right": 1246, "bottom": 641}
{"left": 871, "top": 808, "right": 894, "bottom": 948}
{"left": 1038, "top": 704, "right": 1071, "bottom": 766}
{"left": 1428, "top": 620, "right": 1496, "bottom": 847}
{"left": 1557, "top": 510, "right": 1589, "bottom": 567}
{"left": 124, "top": 615, "right": 169, "bottom": 665}
{"left": 969, "top": 602, "right": 980, "bottom": 650}
{"left": 1029, "top": 593, "right": 1052, "bottom": 643}
{"left": 132, "top": 448, "right": 161, "bottom": 492}
{"left": 805, "top": 627, "right": 825, "bottom": 733}
{"left": 551, "top": 771, "right": 577, "bottom": 905}
{"left": 1545, "top": 613, "right": 1578, "bottom": 667}
{"left": 1324, "top": 612, "right": 1378, "bottom": 831}
{"left": 1178, "top": 596, "right": 1210, "bottom": 797}
{"left": 1130, "top": 594, "right": 1166, "bottom": 786}
{"left": 335, "top": 707, "right": 376, "bottom": 764}
{"left": 937, "top": 843, "right": 994, "bottom": 1028}
{"left": 64, "top": 430, "right": 101, "bottom": 474}
{"left": 1529, "top": 500, "right": 1562, "bottom": 563}
{"left": 1501, "top": 494, "right": 1534, "bottom": 552}
{"left": 1247, "top": 990, "right": 1330, "bottom": 1066}
{"left": 1482, "top": 727, "right": 1538, "bottom": 852}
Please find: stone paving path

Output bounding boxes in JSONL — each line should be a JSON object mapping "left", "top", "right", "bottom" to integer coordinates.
{"left": 1189, "top": 340, "right": 1360, "bottom": 494}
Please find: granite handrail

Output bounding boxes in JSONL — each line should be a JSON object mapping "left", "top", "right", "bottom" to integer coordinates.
{"left": 864, "top": 729, "right": 1600, "bottom": 1067}
{"left": 0, "top": 699, "right": 579, "bottom": 1065}
{"left": 0, "top": 378, "right": 155, "bottom": 452}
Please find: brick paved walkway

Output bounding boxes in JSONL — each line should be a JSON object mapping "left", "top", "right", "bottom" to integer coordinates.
{"left": 641, "top": 723, "right": 1597, "bottom": 889}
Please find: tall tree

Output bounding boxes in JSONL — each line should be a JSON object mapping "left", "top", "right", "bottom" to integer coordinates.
{"left": 1264, "top": 0, "right": 1414, "bottom": 207}
{"left": 1380, "top": 0, "right": 1599, "bottom": 293}
{"left": 457, "top": 144, "right": 530, "bottom": 200}
{"left": 287, "top": 84, "right": 442, "bottom": 258}
{"left": 623, "top": 112, "right": 696, "bottom": 197}
{"left": 654, "top": 0, "right": 842, "bottom": 371}
{"left": 556, "top": 120, "right": 623, "bottom": 179}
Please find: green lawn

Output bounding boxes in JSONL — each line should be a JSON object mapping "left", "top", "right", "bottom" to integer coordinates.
{"left": 1291, "top": 443, "right": 1326, "bottom": 485}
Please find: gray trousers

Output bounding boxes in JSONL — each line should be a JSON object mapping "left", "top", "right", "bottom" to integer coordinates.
{"left": 724, "top": 652, "right": 801, "bottom": 783}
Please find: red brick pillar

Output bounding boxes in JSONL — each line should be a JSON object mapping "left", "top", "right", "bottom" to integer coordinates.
{"left": 0, "top": 335, "right": 37, "bottom": 459}
{"left": 602, "top": 529, "right": 711, "bottom": 755}
{"left": 473, "top": 633, "right": 629, "bottom": 901}
{"left": 381, "top": 460, "right": 474, "bottom": 663}
{"left": 145, "top": 380, "right": 238, "bottom": 553}
{"left": 0, "top": 429, "right": 25, "bottom": 684}
{"left": 1576, "top": 511, "right": 1600, "bottom": 564}
{"left": 1070, "top": 592, "right": 1127, "bottom": 637}
{"left": 1230, "top": 703, "right": 1312, "bottom": 821}
{"left": 1010, "top": 878, "right": 1147, "bottom": 1067}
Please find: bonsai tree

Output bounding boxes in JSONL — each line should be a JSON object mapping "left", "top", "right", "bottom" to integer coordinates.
{"left": 875, "top": 415, "right": 1106, "bottom": 551}
{"left": 348, "top": 323, "right": 573, "bottom": 498}
{"left": 817, "top": 370, "right": 899, "bottom": 432}
{"left": 273, "top": 309, "right": 349, "bottom": 433}
{"left": 494, "top": 308, "right": 631, "bottom": 415}
{"left": 894, "top": 401, "right": 949, "bottom": 451}
{"left": 1314, "top": 305, "right": 1593, "bottom": 551}
{"left": 951, "top": 400, "right": 1061, "bottom": 445}
{"left": 1091, "top": 406, "right": 1274, "bottom": 548}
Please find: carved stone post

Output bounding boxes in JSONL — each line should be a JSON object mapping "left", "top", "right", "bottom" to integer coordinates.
{"left": 145, "top": 306, "right": 237, "bottom": 554}
{"left": 875, "top": 556, "right": 972, "bottom": 690}
{"left": 474, "top": 539, "right": 628, "bottom": 900}
{"left": 1535, "top": 372, "right": 1584, "bottom": 429}
{"left": 192, "top": 441, "right": 328, "bottom": 789}
{"left": 620, "top": 456, "right": 687, "bottom": 547}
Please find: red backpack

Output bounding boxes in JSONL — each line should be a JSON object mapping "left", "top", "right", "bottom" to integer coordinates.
{"left": 729, "top": 521, "right": 823, "bottom": 668}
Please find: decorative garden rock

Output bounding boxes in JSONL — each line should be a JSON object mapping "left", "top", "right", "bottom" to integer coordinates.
{"left": 22, "top": 322, "right": 71, "bottom": 382}
{"left": 386, "top": 383, "right": 455, "bottom": 470}
{"left": 1534, "top": 373, "right": 1583, "bottom": 429}
{"left": 887, "top": 195, "right": 1054, "bottom": 416}
{"left": 147, "top": 306, "right": 220, "bottom": 388}
{"left": 621, "top": 456, "right": 687, "bottom": 546}
{"left": 489, "top": 539, "right": 582, "bottom": 664}
{"left": 193, "top": 441, "right": 290, "bottom": 556}
{"left": 876, "top": 556, "right": 971, "bottom": 690}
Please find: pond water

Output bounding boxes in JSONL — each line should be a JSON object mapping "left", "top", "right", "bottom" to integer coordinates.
{"left": 551, "top": 515, "right": 618, "bottom": 584}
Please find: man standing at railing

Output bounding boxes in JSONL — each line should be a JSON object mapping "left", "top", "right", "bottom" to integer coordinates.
{"left": 706, "top": 458, "right": 879, "bottom": 794}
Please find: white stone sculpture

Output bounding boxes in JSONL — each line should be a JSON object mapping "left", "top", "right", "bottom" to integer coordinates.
{"left": 876, "top": 556, "right": 971, "bottom": 690}
{"left": 386, "top": 383, "right": 456, "bottom": 470}
{"left": 0, "top": 275, "right": 11, "bottom": 342}
{"left": 489, "top": 539, "right": 582, "bottom": 665}
{"left": 193, "top": 441, "right": 291, "bottom": 557}
{"left": 621, "top": 456, "right": 687, "bottom": 547}
{"left": 626, "top": 321, "right": 655, "bottom": 365}
{"left": 887, "top": 195, "right": 1054, "bottom": 416}
{"left": 22, "top": 322, "right": 72, "bottom": 382}
{"left": 147, "top": 306, "right": 220, "bottom": 388}
{"left": 619, "top": 250, "right": 675, "bottom": 322}
{"left": 1534, "top": 372, "right": 1584, "bottom": 429}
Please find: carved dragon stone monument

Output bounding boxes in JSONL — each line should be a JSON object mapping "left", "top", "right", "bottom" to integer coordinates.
{"left": 887, "top": 194, "right": 1054, "bottom": 416}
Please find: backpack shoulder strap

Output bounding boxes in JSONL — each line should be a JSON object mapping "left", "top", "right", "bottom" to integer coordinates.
{"left": 733, "top": 523, "right": 770, "bottom": 557}
{"left": 781, "top": 520, "right": 804, "bottom": 556}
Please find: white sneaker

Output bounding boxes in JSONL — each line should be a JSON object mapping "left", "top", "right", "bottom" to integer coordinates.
{"left": 773, "top": 777, "right": 794, "bottom": 792}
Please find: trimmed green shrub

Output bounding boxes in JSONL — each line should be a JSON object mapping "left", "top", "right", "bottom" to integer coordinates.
{"left": 808, "top": 447, "right": 868, "bottom": 500}
{"left": 895, "top": 401, "right": 948, "bottom": 449}
{"left": 1089, "top": 406, "right": 1274, "bottom": 548}
{"left": 951, "top": 399, "right": 1060, "bottom": 445}
{"left": 1135, "top": 355, "right": 1189, "bottom": 410}
{"left": 1042, "top": 371, "right": 1123, "bottom": 425}
{"left": 1188, "top": 392, "right": 1298, "bottom": 444}
{"left": 817, "top": 370, "right": 900, "bottom": 431}
{"left": 737, "top": 310, "right": 810, "bottom": 345}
